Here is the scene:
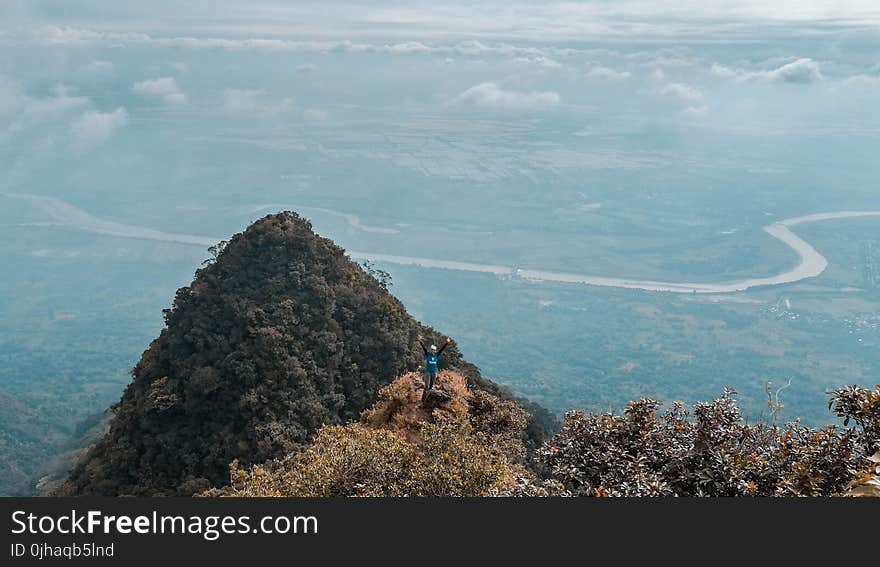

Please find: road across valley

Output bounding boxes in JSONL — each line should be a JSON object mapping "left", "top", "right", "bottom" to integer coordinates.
{"left": 5, "top": 193, "right": 880, "bottom": 294}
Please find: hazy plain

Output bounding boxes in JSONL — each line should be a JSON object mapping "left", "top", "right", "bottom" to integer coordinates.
{"left": 2, "top": 1, "right": 880, "bottom": 493}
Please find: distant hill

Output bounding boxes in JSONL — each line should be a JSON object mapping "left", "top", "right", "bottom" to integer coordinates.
{"left": 56, "top": 212, "right": 556, "bottom": 496}
{"left": 0, "top": 389, "right": 70, "bottom": 495}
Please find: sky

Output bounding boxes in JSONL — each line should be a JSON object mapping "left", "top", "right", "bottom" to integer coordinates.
{"left": 5, "top": 1, "right": 880, "bottom": 38}
{"left": 3, "top": 1, "right": 879, "bottom": 143}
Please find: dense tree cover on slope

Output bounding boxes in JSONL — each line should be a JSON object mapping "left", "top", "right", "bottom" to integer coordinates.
{"left": 55, "top": 213, "right": 555, "bottom": 496}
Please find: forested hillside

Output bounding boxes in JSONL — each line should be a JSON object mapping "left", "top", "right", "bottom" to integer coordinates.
{"left": 56, "top": 212, "right": 554, "bottom": 496}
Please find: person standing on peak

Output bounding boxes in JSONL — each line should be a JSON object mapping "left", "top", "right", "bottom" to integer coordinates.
{"left": 418, "top": 335, "right": 451, "bottom": 401}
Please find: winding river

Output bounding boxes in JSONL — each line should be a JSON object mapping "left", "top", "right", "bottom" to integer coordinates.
{"left": 349, "top": 211, "right": 880, "bottom": 293}
{"left": 6, "top": 193, "right": 880, "bottom": 294}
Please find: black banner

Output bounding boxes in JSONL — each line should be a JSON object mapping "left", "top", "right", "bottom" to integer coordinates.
{"left": 1, "top": 498, "right": 876, "bottom": 565}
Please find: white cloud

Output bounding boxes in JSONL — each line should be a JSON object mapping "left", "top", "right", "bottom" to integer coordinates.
{"left": 634, "top": 52, "right": 699, "bottom": 69}
{"left": 766, "top": 58, "right": 824, "bottom": 83}
{"left": 710, "top": 64, "right": 738, "bottom": 79}
{"left": 222, "top": 89, "right": 294, "bottom": 115}
{"left": 33, "top": 25, "right": 364, "bottom": 52}
{"left": 454, "top": 82, "right": 560, "bottom": 111}
{"left": 712, "top": 58, "right": 823, "bottom": 84}
{"left": 452, "top": 40, "right": 578, "bottom": 58}
{"left": 35, "top": 25, "right": 106, "bottom": 45}
{"left": 28, "top": 2, "right": 880, "bottom": 46}
{"left": 362, "top": 2, "right": 880, "bottom": 38}
{"left": 132, "top": 77, "right": 187, "bottom": 105}
{"left": 658, "top": 82, "right": 706, "bottom": 115}
{"left": 384, "top": 41, "right": 432, "bottom": 54}
{"left": 296, "top": 63, "right": 317, "bottom": 74}
{"left": 29, "top": 25, "right": 584, "bottom": 59}
{"left": 514, "top": 56, "right": 563, "bottom": 69}
{"left": 659, "top": 82, "right": 704, "bottom": 103}
{"left": 69, "top": 107, "right": 128, "bottom": 153}
{"left": 586, "top": 65, "right": 631, "bottom": 80}
{"left": 0, "top": 80, "right": 89, "bottom": 142}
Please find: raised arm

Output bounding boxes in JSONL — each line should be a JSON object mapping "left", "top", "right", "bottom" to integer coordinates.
{"left": 417, "top": 335, "right": 427, "bottom": 354}
{"left": 437, "top": 336, "right": 451, "bottom": 354}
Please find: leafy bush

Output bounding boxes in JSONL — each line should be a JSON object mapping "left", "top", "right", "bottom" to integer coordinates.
{"left": 413, "top": 415, "right": 520, "bottom": 496}
{"left": 220, "top": 425, "right": 418, "bottom": 497}
{"left": 209, "top": 372, "right": 528, "bottom": 497}
{"left": 538, "top": 385, "right": 880, "bottom": 497}
{"left": 829, "top": 384, "right": 880, "bottom": 497}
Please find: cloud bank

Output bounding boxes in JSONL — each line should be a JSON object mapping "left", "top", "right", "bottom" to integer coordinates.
{"left": 132, "top": 77, "right": 187, "bottom": 105}
{"left": 586, "top": 65, "right": 631, "bottom": 80}
{"left": 659, "top": 82, "right": 703, "bottom": 103}
{"left": 69, "top": 107, "right": 128, "bottom": 153}
{"left": 0, "top": 79, "right": 89, "bottom": 142}
{"left": 454, "top": 82, "right": 560, "bottom": 111}
{"left": 24, "top": 1, "right": 880, "bottom": 46}
{"left": 30, "top": 26, "right": 583, "bottom": 58}
{"left": 712, "top": 58, "right": 823, "bottom": 84}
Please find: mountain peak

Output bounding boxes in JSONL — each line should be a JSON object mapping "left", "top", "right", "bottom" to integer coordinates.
{"left": 55, "top": 212, "right": 553, "bottom": 496}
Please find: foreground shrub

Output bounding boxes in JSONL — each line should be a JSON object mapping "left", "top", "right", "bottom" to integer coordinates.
{"left": 540, "top": 385, "right": 880, "bottom": 497}
{"left": 220, "top": 425, "right": 418, "bottom": 497}
{"left": 210, "top": 373, "right": 527, "bottom": 497}
{"left": 214, "top": 417, "right": 523, "bottom": 497}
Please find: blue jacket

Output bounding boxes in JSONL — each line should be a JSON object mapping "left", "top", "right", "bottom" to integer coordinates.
{"left": 419, "top": 340, "right": 448, "bottom": 373}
